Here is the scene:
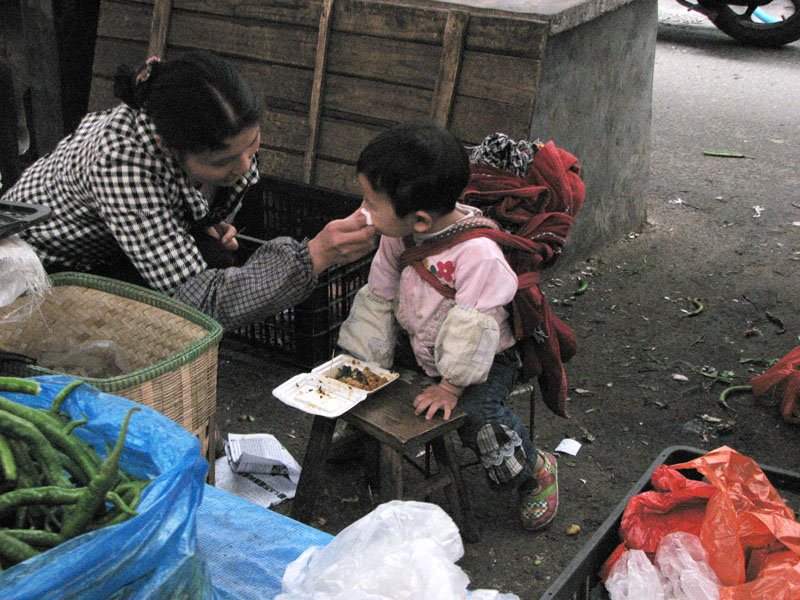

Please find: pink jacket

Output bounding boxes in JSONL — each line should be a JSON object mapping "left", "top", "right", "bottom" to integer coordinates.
{"left": 368, "top": 222, "right": 518, "bottom": 378}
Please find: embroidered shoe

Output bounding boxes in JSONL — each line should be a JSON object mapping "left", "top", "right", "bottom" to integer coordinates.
{"left": 518, "top": 451, "right": 558, "bottom": 531}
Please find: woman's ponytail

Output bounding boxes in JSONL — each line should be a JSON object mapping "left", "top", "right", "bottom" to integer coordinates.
{"left": 112, "top": 56, "right": 162, "bottom": 110}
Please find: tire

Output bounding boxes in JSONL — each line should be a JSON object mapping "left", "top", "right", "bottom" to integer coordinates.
{"left": 706, "top": 0, "right": 800, "bottom": 47}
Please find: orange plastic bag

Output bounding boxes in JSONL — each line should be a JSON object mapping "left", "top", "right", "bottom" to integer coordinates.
{"left": 750, "top": 346, "right": 800, "bottom": 423}
{"left": 671, "top": 446, "right": 800, "bottom": 597}
{"left": 603, "top": 446, "right": 800, "bottom": 599}
{"left": 619, "top": 464, "right": 716, "bottom": 553}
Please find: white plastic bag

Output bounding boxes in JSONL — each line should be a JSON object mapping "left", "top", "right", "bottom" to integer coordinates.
{"left": 0, "top": 235, "right": 49, "bottom": 317}
{"left": 654, "top": 532, "right": 721, "bottom": 600}
{"left": 277, "top": 500, "right": 520, "bottom": 600}
{"left": 605, "top": 549, "right": 666, "bottom": 600}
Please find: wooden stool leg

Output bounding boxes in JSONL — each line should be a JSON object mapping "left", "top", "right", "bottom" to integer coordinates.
{"left": 378, "top": 443, "right": 404, "bottom": 502}
{"left": 431, "top": 433, "right": 480, "bottom": 543}
{"left": 362, "top": 437, "right": 381, "bottom": 495}
{"left": 291, "top": 415, "right": 337, "bottom": 523}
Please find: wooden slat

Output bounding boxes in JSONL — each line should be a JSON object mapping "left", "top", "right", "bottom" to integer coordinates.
{"left": 147, "top": 0, "right": 173, "bottom": 58}
{"left": 450, "top": 95, "right": 532, "bottom": 144}
{"left": 167, "top": 0, "right": 322, "bottom": 28}
{"left": 430, "top": 10, "right": 468, "bottom": 128}
{"left": 259, "top": 110, "right": 309, "bottom": 153}
{"left": 323, "top": 74, "right": 430, "bottom": 124}
{"left": 317, "top": 119, "right": 382, "bottom": 163}
{"left": 97, "top": 0, "right": 152, "bottom": 42}
{"left": 303, "top": 0, "right": 335, "bottom": 184}
{"left": 226, "top": 59, "right": 312, "bottom": 111}
{"left": 313, "top": 159, "right": 361, "bottom": 195}
{"left": 458, "top": 51, "right": 540, "bottom": 105}
{"left": 327, "top": 32, "right": 439, "bottom": 88}
{"left": 256, "top": 148, "right": 305, "bottom": 182}
{"left": 166, "top": 11, "right": 318, "bottom": 66}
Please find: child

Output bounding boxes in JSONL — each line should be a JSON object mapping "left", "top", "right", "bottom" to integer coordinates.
{"left": 337, "top": 120, "right": 558, "bottom": 531}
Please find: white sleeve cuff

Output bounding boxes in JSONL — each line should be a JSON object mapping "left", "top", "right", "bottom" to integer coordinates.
{"left": 434, "top": 305, "right": 499, "bottom": 387}
{"left": 336, "top": 285, "right": 397, "bottom": 368}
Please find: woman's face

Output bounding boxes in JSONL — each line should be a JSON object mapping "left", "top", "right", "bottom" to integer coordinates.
{"left": 357, "top": 174, "right": 416, "bottom": 238}
{"left": 177, "top": 125, "right": 261, "bottom": 188}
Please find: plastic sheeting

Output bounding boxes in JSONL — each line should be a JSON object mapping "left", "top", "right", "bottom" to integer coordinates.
{"left": 197, "top": 485, "right": 333, "bottom": 599}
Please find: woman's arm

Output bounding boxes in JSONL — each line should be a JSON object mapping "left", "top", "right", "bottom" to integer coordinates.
{"left": 175, "top": 210, "right": 377, "bottom": 330}
{"left": 173, "top": 236, "right": 318, "bottom": 330}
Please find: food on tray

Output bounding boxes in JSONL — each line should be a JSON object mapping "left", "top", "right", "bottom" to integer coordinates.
{"left": 334, "top": 364, "right": 390, "bottom": 391}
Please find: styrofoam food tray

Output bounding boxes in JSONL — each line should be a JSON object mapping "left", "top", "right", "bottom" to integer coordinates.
{"left": 273, "top": 355, "right": 398, "bottom": 417}
{"left": 272, "top": 373, "right": 369, "bottom": 418}
{"left": 311, "top": 354, "right": 398, "bottom": 394}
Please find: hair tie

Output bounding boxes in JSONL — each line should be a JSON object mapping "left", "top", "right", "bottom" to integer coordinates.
{"left": 135, "top": 56, "right": 162, "bottom": 85}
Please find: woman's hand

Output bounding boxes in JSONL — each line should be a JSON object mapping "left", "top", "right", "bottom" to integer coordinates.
{"left": 413, "top": 383, "right": 461, "bottom": 421}
{"left": 308, "top": 209, "right": 378, "bottom": 275}
{"left": 207, "top": 222, "right": 239, "bottom": 251}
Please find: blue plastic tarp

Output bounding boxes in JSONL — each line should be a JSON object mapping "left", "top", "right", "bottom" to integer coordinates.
{"left": 197, "top": 485, "right": 333, "bottom": 599}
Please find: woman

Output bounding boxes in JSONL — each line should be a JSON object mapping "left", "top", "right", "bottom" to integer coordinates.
{"left": 1, "top": 51, "right": 376, "bottom": 329}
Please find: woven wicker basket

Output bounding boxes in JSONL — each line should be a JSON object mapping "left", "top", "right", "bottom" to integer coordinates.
{"left": 0, "top": 272, "right": 223, "bottom": 483}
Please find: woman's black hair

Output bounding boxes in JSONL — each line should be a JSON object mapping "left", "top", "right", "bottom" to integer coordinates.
{"left": 113, "top": 50, "right": 263, "bottom": 153}
{"left": 356, "top": 120, "right": 470, "bottom": 218}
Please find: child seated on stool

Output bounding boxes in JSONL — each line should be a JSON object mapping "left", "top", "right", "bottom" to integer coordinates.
{"left": 337, "top": 120, "right": 558, "bottom": 531}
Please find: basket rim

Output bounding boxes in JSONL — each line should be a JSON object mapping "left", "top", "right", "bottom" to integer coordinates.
{"left": 23, "top": 272, "right": 223, "bottom": 391}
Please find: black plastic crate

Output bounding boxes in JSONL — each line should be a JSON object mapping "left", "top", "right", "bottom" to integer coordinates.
{"left": 228, "top": 176, "right": 373, "bottom": 368}
{"left": 540, "top": 445, "right": 800, "bottom": 600}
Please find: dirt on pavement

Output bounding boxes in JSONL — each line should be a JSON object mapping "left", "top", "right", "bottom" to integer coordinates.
{"left": 214, "top": 27, "right": 800, "bottom": 600}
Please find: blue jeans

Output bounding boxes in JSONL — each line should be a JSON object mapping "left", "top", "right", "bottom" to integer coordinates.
{"left": 456, "top": 350, "right": 539, "bottom": 489}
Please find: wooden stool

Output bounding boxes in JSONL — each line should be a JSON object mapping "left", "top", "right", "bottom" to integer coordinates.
{"left": 290, "top": 374, "right": 480, "bottom": 543}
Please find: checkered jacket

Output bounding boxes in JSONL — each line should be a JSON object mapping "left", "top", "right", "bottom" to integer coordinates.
{"left": 2, "top": 103, "right": 319, "bottom": 329}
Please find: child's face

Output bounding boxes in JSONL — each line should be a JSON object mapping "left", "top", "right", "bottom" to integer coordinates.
{"left": 358, "top": 174, "right": 417, "bottom": 238}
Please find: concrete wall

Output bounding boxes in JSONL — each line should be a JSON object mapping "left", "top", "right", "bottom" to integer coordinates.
{"left": 529, "top": 0, "right": 657, "bottom": 274}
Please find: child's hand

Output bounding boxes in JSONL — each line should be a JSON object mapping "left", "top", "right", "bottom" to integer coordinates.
{"left": 413, "top": 384, "right": 459, "bottom": 421}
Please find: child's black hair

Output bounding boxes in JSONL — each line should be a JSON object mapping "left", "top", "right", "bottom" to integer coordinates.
{"left": 356, "top": 120, "right": 470, "bottom": 218}
{"left": 113, "top": 50, "right": 263, "bottom": 153}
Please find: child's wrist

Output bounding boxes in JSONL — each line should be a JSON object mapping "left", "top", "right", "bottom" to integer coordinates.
{"left": 438, "top": 380, "right": 464, "bottom": 397}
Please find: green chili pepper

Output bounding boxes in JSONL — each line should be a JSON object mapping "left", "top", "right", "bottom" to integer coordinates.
{"left": 574, "top": 277, "right": 589, "bottom": 296}
{"left": 0, "top": 433, "right": 16, "bottom": 483}
{"left": 0, "top": 529, "right": 40, "bottom": 566}
{"left": 702, "top": 150, "right": 751, "bottom": 159}
{"left": 3, "top": 529, "right": 62, "bottom": 549}
{"left": 104, "top": 490, "right": 139, "bottom": 516}
{"left": 60, "top": 407, "right": 139, "bottom": 540}
{"left": 49, "top": 380, "right": 85, "bottom": 416}
{"left": 765, "top": 311, "right": 787, "bottom": 334}
{"left": 62, "top": 417, "right": 88, "bottom": 436}
{"left": 0, "top": 394, "right": 99, "bottom": 481}
{"left": 0, "top": 410, "right": 71, "bottom": 488}
{"left": 718, "top": 385, "right": 752, "bottom": 411}
{"left": 682, "top": 297, "right": 704, "bottom": 317}
{"left": 0, "top": 377, "right": 41, "bottom": 396}
{"left": 0, "top": 486, "right": 85, "bottom": 518}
